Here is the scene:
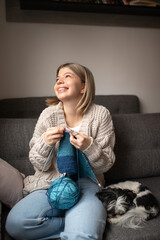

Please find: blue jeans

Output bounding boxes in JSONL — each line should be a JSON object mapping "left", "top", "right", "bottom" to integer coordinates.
{"left": 6, "top": 178, "right": 107, "bottom": 240}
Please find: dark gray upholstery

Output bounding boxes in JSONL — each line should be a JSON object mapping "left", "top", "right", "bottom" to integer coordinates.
{"left": 0, "top": 118, "right": 36, "bottom": 176}
{"left": 0, "top": 95, "right": 140, "bottom": 118}
{"left": 105, "top": 113, "right": 160, "bottom": 182}
{"left": 0, "top": 96, "right": 159, "bottom": 240}
{"left": 104, "top": 177, "right": 160, "bottom": 240}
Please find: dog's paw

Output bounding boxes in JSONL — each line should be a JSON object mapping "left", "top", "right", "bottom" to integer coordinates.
{"left": 108, "top": 218, "right": 118, "bottom": 224}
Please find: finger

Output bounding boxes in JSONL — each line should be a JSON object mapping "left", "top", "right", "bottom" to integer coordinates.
{"left": 45, "top": 131, "right": 64, "bottom": 145}
{"left": 50, "top": 133, "right": 64, "bottom": 139}
{"left": 47, "top": 127, "right": 65, "bottom": 134}
{"left": 73, "top": 132, "right": 79, "bottom": 138}
{"left": 57, "top": 127, "right": 65, "bottom": 133}
{"left": 71, "top": 132, "right": 80, "bottom": 140}
{"left": 50, "top": 136, "right": 62, "bottom": 142}
{"left": 46, "top": 134, "right": 64, "bottom": 145}
{"left": 70, "top": 135, "right": 82, "bottom": 149}
{"left": 67, "top": 128, "right": 80, "bottom": 139}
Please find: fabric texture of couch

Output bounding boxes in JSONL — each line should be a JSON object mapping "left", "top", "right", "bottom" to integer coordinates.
{"left": 0, "top": 95, "right": 160, "bottom": 240}
{"left": 0, "top": 95, "right": 140, "bottom": 118}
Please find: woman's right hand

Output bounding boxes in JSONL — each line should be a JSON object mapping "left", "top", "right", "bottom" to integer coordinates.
{"left": 44, "top": 127, "right": 65, "bottom": 146}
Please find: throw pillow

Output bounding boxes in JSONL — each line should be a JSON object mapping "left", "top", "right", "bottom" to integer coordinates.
{"left": 0, "top": 158, "right": 24, "bottom": 208}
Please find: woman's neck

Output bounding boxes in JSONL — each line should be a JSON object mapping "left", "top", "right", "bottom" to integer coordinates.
{"left": 63, "top": 102, "right": 83, "bottom": 128}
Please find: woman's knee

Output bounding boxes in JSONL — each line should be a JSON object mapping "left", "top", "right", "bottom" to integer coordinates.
{"left": 6, "top": 208, "right": 26, "bottom": 239}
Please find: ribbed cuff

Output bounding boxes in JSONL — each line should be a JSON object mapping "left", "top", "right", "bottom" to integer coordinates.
{"left": 83, "top": 138, "right": 101, "bottom": 164}
{"left": 33, "top": 134, "right": 53, "bottom": 157}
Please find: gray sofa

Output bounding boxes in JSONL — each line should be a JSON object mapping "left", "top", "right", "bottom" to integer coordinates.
{"left": 0, "top": 95, "right": 140, "bottom": 118}
{"left": 0, "top": 95, "right": 160, "bottom": 240}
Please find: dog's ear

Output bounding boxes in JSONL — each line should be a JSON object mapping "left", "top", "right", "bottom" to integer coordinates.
{"left": 96, "top": 190, "right": 105, "bottom": 200}
{"left": 96, "top": 188, "right": 109, "bottom": 198}
{"left": 96, "top": 187, "right": 116, "bottom": 201}
{"left": 124, "top": 190, "right": 136, "bottom": 201}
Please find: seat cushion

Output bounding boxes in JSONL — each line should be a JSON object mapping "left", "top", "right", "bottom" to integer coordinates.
{"left": 103, "top": 176, "right": 160, "bottom": 240}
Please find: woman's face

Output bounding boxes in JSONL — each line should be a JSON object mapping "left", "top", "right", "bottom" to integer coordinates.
{"left": 54, "top": 67, "right": 85, "bottom": 103}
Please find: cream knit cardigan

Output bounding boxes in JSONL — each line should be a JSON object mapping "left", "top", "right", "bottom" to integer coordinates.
{"left": 23, "top": 102, "right": 115, "bottom": 195}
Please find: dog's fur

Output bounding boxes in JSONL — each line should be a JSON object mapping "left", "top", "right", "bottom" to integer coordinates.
{"left": 96, "top": 181, "right": 159, "bottom": 229}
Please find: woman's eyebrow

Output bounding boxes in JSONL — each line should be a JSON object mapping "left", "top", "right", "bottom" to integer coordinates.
{"left": 64, "top": 72, "right": 73, "bottom": 76}
{"left": 57, "top": 72, "right": 74, "bottom": 78}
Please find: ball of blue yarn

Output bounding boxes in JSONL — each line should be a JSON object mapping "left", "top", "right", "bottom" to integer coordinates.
{"left": 47, "top": 177, "right": 80, "bottom": 210}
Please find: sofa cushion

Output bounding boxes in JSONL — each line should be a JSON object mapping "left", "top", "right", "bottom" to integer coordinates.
{"left": 0, "top": 158, "right": 24, "bottom": 208}
{"left": 104, "top": 176, "right": 160, "bottom": 240}
{"left": 0, "top": 118, "right": 36, "bottom": 176}
{"left": 0, "top": 95, "right": 140, "bottom": 118}
{"left": 94, "top": 95, "right": 140, "bottom": 114}
{"left": 105, "top": 113, "right": 160, "bottom": 182}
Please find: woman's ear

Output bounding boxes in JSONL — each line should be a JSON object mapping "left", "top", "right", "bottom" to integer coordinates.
{"left": 80, "top": 83, "right": 85, "bottom": 94}
{"left": 80, "top": 89, "right": 84, "bottom": 94}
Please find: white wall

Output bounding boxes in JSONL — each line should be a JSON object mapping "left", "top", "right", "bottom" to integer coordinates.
{"left": 0, "top": 0, "right": 160, "bottom": 113}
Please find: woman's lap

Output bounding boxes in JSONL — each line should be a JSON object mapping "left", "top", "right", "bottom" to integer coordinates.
{"left": 60, "top": 178, "right": 107, "bottom": 240}
{"left": 6, "top": 190, "right": 65, "bottom": 240}
{"left": 6, "top": 178, "right": 106, "bottom": 240}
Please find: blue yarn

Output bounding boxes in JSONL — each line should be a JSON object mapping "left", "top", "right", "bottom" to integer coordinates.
{"left": 47, "top": 177, "right": 80, "bottom": 210}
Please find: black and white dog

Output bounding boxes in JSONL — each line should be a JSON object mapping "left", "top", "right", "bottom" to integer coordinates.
{"left": 96, "top": 181, "right": 159, "bottom": 229}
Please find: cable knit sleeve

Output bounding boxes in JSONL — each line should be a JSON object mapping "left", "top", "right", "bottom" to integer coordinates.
{"left": 83, "top": 106, "right": 115, "bottom": 174}
{"left": 29, "top": 107, "right": 57, "bottom": 171}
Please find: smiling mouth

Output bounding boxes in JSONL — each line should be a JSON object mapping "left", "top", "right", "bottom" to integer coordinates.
{"left": 57, "top": 87, "right": 68, "bottom": 92}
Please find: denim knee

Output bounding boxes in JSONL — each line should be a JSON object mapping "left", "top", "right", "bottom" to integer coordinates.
{"left": 6, "top": 211, "right": 51, "bottom": 240}
{"left": 6, "top": 210, "right": 26, "bottom": 240}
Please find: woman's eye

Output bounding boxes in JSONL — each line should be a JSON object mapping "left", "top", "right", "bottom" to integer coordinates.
{"left": 65, "top": 74, "right": 71, "bottom": 78}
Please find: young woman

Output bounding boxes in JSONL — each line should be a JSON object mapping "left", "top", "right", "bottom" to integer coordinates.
{"left": 6, "top": 63, "right": 115, "bottom": 240}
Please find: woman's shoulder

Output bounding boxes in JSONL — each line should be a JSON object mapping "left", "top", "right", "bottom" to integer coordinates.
{"left": 90, "top": 103, "right": 111, "bottom": 116}
{"left": 84, "top": 104, "right": 112, "bottom": 125}
{"left": 38, "top": 102, "right": 62, "bottom": 122}
{"left": 39, "top": 105, "right": 56, "bottom": 117}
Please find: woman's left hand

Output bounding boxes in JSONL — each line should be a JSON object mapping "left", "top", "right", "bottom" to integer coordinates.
{"left": 68, "top": 130, "right": 92, "bottom": 151}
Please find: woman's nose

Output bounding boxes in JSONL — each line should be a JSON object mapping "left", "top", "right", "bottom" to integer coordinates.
{"left": 57, "top": 77, "right": 64, "bottom": 84}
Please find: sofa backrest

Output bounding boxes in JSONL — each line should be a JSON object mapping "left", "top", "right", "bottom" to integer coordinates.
{"left": 0, "top": 95, "right": 140, "bottom": 118}
{"left": 0, "top": 113, "right": 159, "bottom": 182}
{"left": 0, "top": 118, "right": 36, "bottom": 176}
{"left": 105, "top": 113, "right": 160, "bottom": 183}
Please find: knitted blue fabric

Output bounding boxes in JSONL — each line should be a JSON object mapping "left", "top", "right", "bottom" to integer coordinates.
{"left": 47, "top": 131, "right": 98, "bottom": 210}
{"left": 57, "top": 131, "right": 78, "bottom": 180}
{"left": 57, "top": 131, "right": 97, "bottom": 182}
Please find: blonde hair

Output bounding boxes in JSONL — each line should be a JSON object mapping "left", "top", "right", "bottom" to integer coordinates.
{"left": 46, "top": 63, "right": 95, "bottom": 113}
